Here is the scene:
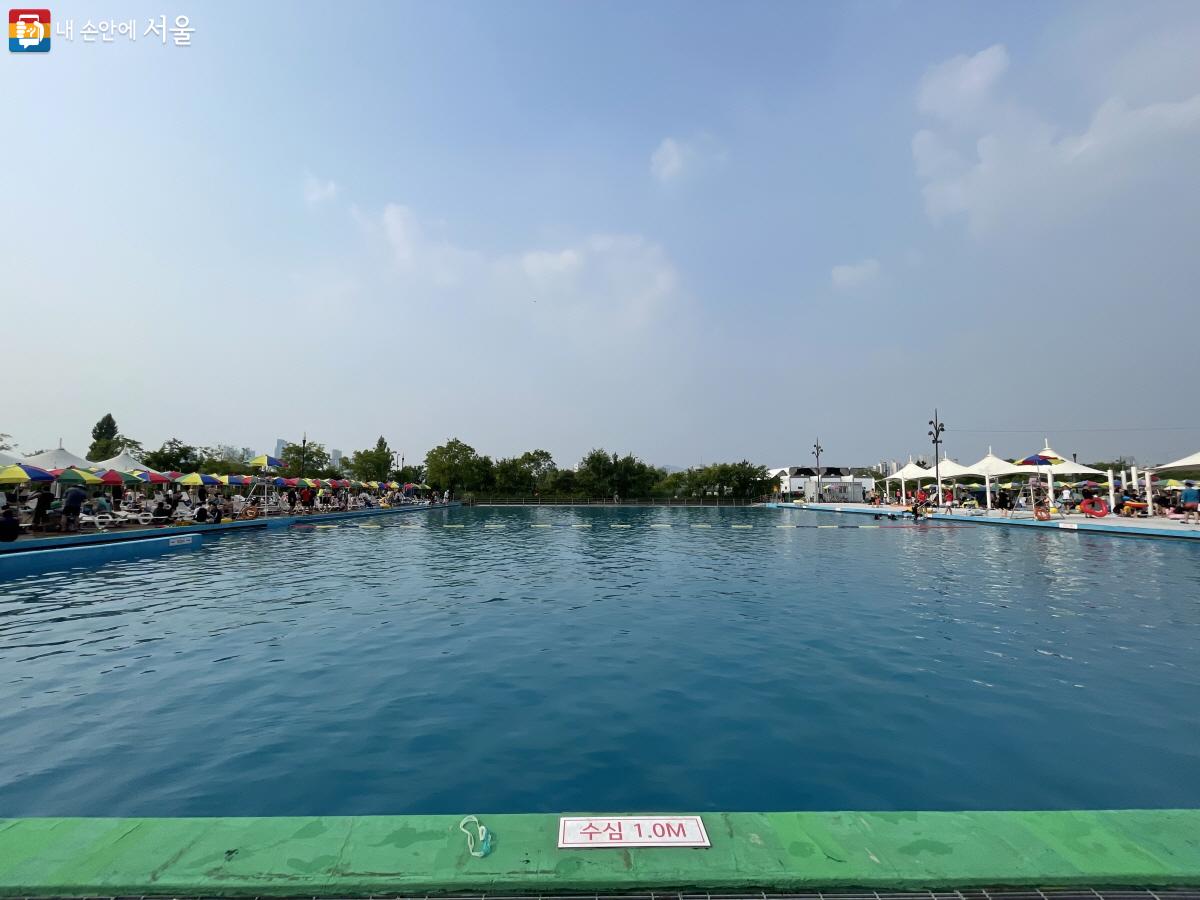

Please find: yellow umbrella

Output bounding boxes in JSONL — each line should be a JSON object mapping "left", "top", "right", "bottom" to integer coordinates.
{"left": 51, "top": 467, "right": 103, "bottom": 485}
{"left": 0, "top": 463, "right": 55, "bottom": 485}
{"left": 175, "top": 472, "right": 220, "bottom": 486}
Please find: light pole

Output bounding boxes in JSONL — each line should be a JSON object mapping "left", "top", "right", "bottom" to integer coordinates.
{"left": 812, "top": 437, "right": 824, "bottom": 503}
{"left": 928, "top": 410, "right": 945, "bottom": 507}
{"left": 299, "top": 432, "right": 307, "bottom": 478}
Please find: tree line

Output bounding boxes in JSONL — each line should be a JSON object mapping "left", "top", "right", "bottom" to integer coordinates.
{"left": 12, "top": 415, "right": 776, "bottom": 498}
{"left": 423, "top": 439, "right": 774, "bottom": 499}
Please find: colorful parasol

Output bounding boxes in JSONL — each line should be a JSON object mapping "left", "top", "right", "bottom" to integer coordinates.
{"left": 135, "top": 470, "right": 171, "bottom": 484}
{"left": 218, "top": 474, "right": 254, "bottom": 486}
{"left": 0, "top": 463, "right": 54, "bottom": 485}
{"left": 249, "top": 455, "right": 283, "bottom": 468}
{"left": 51, "top": 467, "right": 103, "bottom": 485}
{"left": 175, "top": 472, "right": 220, "bottom": 486}
{"left": 95, "top": 469, "right": 143, "bottom": 486}
{"left": 1015, "top": 453, "right": 1063, "bottom": 466}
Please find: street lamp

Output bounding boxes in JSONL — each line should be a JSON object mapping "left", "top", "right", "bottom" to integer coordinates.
{"left": 812, "top": 437, "right": 824, "bottom": 502}
{"left": 299, "top": 432, "right": 307, "bottom": 478}
{"left": 928, "top": 410, "right": 945, "bottom": 507}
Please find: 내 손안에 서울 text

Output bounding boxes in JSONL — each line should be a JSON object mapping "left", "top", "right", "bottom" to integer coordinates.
{"left": 8, "top": 10, "right": 195, "bottom": 47}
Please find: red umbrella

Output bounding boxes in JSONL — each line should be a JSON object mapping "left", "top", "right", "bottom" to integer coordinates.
{"left": 135, "top": 470, "right": 171, "bottom": 484}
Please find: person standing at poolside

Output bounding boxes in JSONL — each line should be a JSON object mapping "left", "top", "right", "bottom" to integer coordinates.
{"left": 0, "top": 507, "right": 19, "bottom": 542}
{"left": 62, "top": 485, "right": 87, "bottom": 532}
{"left": 31, "top": 485, "right": 52, "bottom": 531}
{"left": 1182, "top": 481, "right": 1200, "bottom": 525}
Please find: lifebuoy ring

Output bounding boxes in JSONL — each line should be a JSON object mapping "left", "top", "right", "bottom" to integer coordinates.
{"left": 1035, "top": 507, "right": 1052, "bottom": 521}
{"left": 242, "top": 507, "right": 259, "bottom": 520}
{"left": 1079, "top": 498, "right": 1109, "bottom": 518}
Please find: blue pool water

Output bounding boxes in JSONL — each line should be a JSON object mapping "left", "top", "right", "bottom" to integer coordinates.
{"left": 1, "top": 505, "right": 1198, "bottom": 817}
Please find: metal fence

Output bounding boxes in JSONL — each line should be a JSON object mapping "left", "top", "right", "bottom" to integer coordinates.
{"left": 465, "top": 497, "right": 761, "bottom": 507}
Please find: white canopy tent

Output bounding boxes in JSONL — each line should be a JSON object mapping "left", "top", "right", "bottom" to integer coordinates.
{"left": 966, "top": 448, "right": 1025, "bottom": 511}
{"left": 23, "top": 444, "right": 90, "bottom": 470}
{"left": 885, "top": 458, "right": 934, "bottom": 505}
{"left": 930, "top": 453, "right": 976, "bottom": 506}
{"left": 91, "top": 449, "right": 156, "bottom": 472}
{"left": 0, "top": 449, "right": 20, "bottom": 466}
{"left": 1157, "top": 450, "right": 1200, "bottom": 470}
{"left": 1012, "top": 442, "right": 1103, "bottom": 510}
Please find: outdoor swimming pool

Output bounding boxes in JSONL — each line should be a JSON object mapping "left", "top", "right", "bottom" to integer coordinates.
{"left": 1, "top": 505, "right": 1197, "bottom": 817}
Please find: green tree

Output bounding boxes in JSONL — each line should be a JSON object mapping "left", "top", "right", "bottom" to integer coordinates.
{"left": 575, "top": 448, "right": 616, "bottom": 495}
{"left": 575, "top": 449, "right": 662, "bottom": 498}
{"left": 395, "top": 464, "right": 426, "bottom": 485}
{"left": 424, "top": 438, "right": 495, "bottom": 494}
{"left": 348, "top": 436, "right": 394, "bottom": 482}
{"left": 87, "top": 413, "right": 121, "bottom": 461}
{"left": 493, "top": 449, "right": 557, "bottom": 495}
{"left": 196, "top": 445, "right": 255, "bottom": 475}
{"left": 651, "top": 461, "right": 771, "bottom": 499}
{"left": 85, "top": 414, "right": 143, "bottom": 462}
{"left": 654, "top": 470, "right": 689, "bottom": 497}
{"left": 0, "top": 433, "right": 15, "bottom": 453}
{"left": 1088, "top": 457, "right": 1137, "bottom": 471}
{"left": 280, "top": 440, "right": 331, "bottom": 477}
{"left": 722, "top": 460, "right": 773, "bottom": 498}
{"left": 542, "top": 468, "right": 577, "bottom": 496}
{"left": 141, "top": 438, "right": 202, "bottom": 472}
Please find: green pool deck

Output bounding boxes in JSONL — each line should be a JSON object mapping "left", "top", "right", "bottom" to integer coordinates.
{"left": 1, "top": 810, "right": 1198, "bottom": 896}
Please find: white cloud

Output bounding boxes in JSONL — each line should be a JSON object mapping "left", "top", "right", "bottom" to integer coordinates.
{"left": 380, "top": 202, "right": 484, "bottom": 287}
{"left": 650, "top": 135, "right": 727, "bottom": 183}
{"left": 303, "top": 172, "right": 338, "bottom": 206}
{"left": 917, "top": 44, "right": 1009, "bottom": 122}
{"left": 912, "top": 44, "right": 1200, "bottom": 234}
{"left": 651, "top": 138, "right": 686, "bottom": 181}
{"left": 368, "top": 204, "right": 680, "bottom": 334}
{"left": 521, "top": 248, "right": 583, "bottom": 281}
{"left": 831, "top": 258, "right": 880, "bottom": 290}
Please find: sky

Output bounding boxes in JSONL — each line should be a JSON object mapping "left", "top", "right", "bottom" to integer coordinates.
{"left": 4, "top": 0, "right": 1200, "bottom": 469}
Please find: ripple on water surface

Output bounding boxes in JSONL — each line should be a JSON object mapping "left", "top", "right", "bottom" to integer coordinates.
{"left": 1, "top": 506, "right": 1198, "bottom": 816}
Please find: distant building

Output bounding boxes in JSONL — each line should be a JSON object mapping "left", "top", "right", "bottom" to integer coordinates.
{"left": 274, "top": 438, "right": 287, "bottom": 458}
{"left": 330, "top": 449, "right": 343, "bottom": 469}
{"left": 769, "top": 466, "right": 876, "bottom": 501}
